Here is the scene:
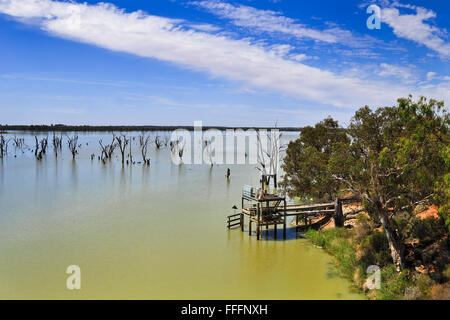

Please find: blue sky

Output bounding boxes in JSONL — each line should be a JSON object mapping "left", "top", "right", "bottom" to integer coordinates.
{"left": 0, "top": 0, "right": 449, "bottom": 126}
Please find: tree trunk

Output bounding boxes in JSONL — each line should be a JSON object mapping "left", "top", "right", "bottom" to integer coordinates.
{"left": 376, "top": 202, "right": 405, "bottom": 272}
{"left": 334, "top": 198, "right": 344, "bottom": 227}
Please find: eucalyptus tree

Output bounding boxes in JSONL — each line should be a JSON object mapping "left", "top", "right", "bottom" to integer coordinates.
{"left": 283, "top": 97, "right": 449, "bottom": 272}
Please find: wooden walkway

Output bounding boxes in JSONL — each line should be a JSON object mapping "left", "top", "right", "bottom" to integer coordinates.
{"left": 228, "top": 196, "right": 360, "bottom": 240}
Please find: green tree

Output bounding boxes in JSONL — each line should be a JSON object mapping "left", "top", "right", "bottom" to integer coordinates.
{"left": 328, "top": 96, "right": 448, "bottom": 271}
{"left": 282, "top": 97, "right": 449, "bottom": 272}
{"left": 282, "top": 117, "right": 349, "bottom": 201}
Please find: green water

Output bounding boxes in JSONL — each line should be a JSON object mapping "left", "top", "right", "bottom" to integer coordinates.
{"left": 0, "top": 132, "right": 362, "bottom": 299}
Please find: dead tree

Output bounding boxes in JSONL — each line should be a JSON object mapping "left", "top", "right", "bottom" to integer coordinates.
{"left": 67, "top": 135, "right": 79, "bottom": 159}
{"left": 13, "top": 135, "right": 24, "bottom": 148}
{"left": 34, "top": 136, "right": 39, "bottom": 157}
{"left": 129, "top": 136, "right": 133, "bottom": 164}
{"left": 40, "top": 137, "right": 48, "bottom": 154}
{"left": 99, "top": 135, "right": 116, "bottom": 161}
{"left": 256, "top": 127, "right": 286, "bottom": 186}
{"left": 0, "top": 135, "right": 10, "bottom": 158}
{"left": 155, "top": 136, "right": 162, "bottom": 149}
{"left": 204, "top": 138, "right": 214, "bottom": 167}
{"left": 170, "top": 138, "right": 185, "bottom": 163}
{"left": 115, "top": 134, "right": 129, "bottom": 164}
{"left": 139, "top": 135, "right": 151, "bottom": 165}
{"left": 52, "top": 132, "right": 62, "bottom": 158}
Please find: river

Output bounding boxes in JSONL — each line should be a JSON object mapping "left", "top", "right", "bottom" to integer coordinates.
{"left": 0, "top": 131, "right": 362, "bottom": 299}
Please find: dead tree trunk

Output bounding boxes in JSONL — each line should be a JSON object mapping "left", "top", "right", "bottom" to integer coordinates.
{"left": 34, "top": 136, "right": 39, "bottom": 157}
{"left": 155, "top": 136, "right": 162, "bottom": 149}
{"left": 67, "top": 135, "right": 79, "bottom": 159}
{"left": 139, "top": 135, "right": 150, "bottom": 165}
{"left": 115, "top": 134, "right": 129, "bottom": 164}
{"left": 0, "top": 135, "right": 9, "bottom": 158}
{"left": 40, "top": 137, "right": 48, "bottom": 154}
{"left": 334, "top": 198, "right": 344, "bottom": 227}
{"left": 376, "top": 198, "right": 405, "bottom": 272}
{"left": 52, "top": 132, "right": 62, "bottom": 158}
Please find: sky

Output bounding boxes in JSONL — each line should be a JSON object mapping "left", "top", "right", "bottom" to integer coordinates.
{"left": 0, "top": 0, "right": 449, "bottom": 127}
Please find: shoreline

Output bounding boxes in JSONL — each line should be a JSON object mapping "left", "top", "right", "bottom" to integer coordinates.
{"left": 0, "top": 125, "right": 303, "bottom": 132}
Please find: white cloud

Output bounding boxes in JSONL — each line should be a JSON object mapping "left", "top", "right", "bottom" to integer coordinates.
{"left": 0, "top": 0, "right": 448, "bottom": 109}
{"left": 191, "top": 0, "right": 337, "bottom": 43}
{"left": 191, "top": 0, "right": 378, "bottom": 48}
{"left": 378, "top": 63, "right": 415, "bottom": 81}
{"left": 381, "top": 5, "right": 450, "bottom": 58}
{"left": 426, "top": 71, "right": 436, "bottom": 81}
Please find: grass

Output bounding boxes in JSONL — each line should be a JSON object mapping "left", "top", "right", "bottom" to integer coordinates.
{"left": 305, "top": 222, "right": 442, "bottom": 300}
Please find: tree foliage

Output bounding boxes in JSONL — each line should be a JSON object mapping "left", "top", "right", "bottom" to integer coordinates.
{"left": 282, "top": 117, "right": 349, "bottom": 201}
{"left": 283, "top": 96, "right": 449, "bottom": 271}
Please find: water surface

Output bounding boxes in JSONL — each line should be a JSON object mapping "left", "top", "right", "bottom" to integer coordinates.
{"left": 0, "top": 132, "right": 362, "bottom": 299}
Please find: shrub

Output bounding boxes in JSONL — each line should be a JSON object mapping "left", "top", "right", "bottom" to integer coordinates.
{"left": 377, "top": 265, "right": 414, "bottom": 300}
{"left": 359, "top": 232, "right": 392, "bottom": 269}
{"left": 410, "top": 217, "right": 447, "bottom": 243}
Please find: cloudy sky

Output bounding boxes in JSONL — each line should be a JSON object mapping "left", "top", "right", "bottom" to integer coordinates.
{"left": 0, "top": 0, "right": 449, "bottom": 126}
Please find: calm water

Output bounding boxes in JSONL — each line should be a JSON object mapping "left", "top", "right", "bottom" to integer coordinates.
{"left": 0, "top": 132, "right": 362, "bottom": 299}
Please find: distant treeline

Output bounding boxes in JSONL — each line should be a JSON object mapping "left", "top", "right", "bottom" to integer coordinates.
{"left": 0, "top": 124, "right": 303, "bottom": 132}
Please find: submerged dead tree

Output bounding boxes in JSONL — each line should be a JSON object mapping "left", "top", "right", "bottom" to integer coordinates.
{"left": 204, "top": 138, "right": 214, "bottom": 167}
{"left": 13, "top": 135, "right": 24, "bottom": 148}
{"left": 256, "top": 127, "right": 286, "bottom": 186}
{"left": 139, "top": 135, "right": 151, "bottom": 165}
{"left": 0, "top": 135, "right": 10, "bottom": 158}
{"left": 67, "top": 135, "right": 79, "bottom": 159}
{"left": 34, "top": 136, "right": 39, "bottom": 157}
{"left": 40, "top": 137, "right": 48, "bottom": 154}
{"left": 170, "top": 138, "right": 185, "bottom": 163}
{"left": 155, "top": 136, "right": 162, "bottom": 149}
{"left": 52, "top": 132, "right": 62, "bottom": 158}
{"left": 115, "top": 134, "right": 129, "bottom": 164}
{"left": 99, "top": 135, "right": 116, "bottom": 161}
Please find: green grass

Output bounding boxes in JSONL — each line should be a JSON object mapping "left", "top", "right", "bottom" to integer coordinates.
{"left": 305, "top": 227, "right": 437, "bottom": 300}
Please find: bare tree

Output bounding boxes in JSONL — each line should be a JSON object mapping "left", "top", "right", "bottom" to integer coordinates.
{"left": 34, "top": 136, "right": 39, "bottom": 157}
{"left": 256, "top": 127, "right": 286, "bottom": 186}
{"left": 99, "top": 135, "right": 116, "bottom": 161}
{"left": 52, "top": 132, "right": 62, "bottom": 158}
{"left": 170, "top": 138, "right": 185, "bottom": 163}
{"left": 204, "top": 137, "right": 214, "bottom": 167}
{"left": 129, "top": 136, "right": 133, "bottom": 164}
{"left": 40, "top": 137, "right": 48, "bottom": 154}
{"left": 0, "top": 135, "right": 10, "bottom": 158}
{"left": 139, "top": 135, "right": 151, "bottom": 165}
{"left": 13, "top": 135, "right": 24, "bottom": 148}
{"left": 115, "top": 134, "right": 129, "bottom": 164}
{"left": 155, "top": 136, "right": 162, "bottom": 149}
{"left": 67, "top": 135, "right": 79, "bottom": 159}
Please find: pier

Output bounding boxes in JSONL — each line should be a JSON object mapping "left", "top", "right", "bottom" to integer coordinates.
{"left": 227, "top": 174, "right": 359, "bottom": 240}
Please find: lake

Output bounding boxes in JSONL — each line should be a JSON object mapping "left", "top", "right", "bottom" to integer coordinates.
{"left": 0, "top": 131, "right": 362, "bottom": 299}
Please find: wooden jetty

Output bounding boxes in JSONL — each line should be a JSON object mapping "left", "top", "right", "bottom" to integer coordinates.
{"left": 227, "top": 174, "right": 359, "bottom": 240}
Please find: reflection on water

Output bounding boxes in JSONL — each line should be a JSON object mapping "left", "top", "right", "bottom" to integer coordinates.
{"left": 0, "top": 132, "right": 362, "bottom": 299}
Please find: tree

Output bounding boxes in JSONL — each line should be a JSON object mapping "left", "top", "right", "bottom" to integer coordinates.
{"left": 282, "top": 97, "right": 448, "bottom": 272}
{"left": 115, "top": 134, "right": 129, "bottom": 164}
{"left": 67, "top": 135, "right": 79, "bottom": 159}
{"left": 139, "top": 135, "right": 151, "bottom": 165}
{"left": 328, "top": 96, "right": 448, "bottom": 271}
{"left": 282, "top": 117, "right": 349, "bottom": 201}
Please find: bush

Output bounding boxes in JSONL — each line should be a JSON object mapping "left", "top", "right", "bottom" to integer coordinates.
{"left": 410, "top": 217, "right": 447, "bottom": 243}
{"left": 377, "top": 265, "right": 414, "bottom": 300}
{"left": 359, "top": 232, "right": 392, "bottom": 269}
